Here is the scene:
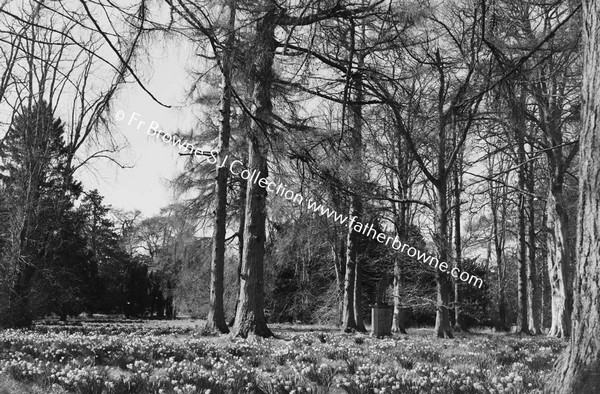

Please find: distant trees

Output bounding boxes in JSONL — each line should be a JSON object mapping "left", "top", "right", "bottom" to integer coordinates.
{"left": 0, "top": 101, "right": 152, "bottom": 325}
{"left": 0, "top": 0, "right": 154, "bottom": 326}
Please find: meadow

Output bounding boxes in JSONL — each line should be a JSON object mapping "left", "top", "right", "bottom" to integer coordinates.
{"left": 0, "top": 319, "right": 565, "bottom": 394}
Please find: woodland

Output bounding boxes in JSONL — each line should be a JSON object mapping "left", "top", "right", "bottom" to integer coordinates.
{"left": 0, "top": 0, "right": 599, "bottom": 392}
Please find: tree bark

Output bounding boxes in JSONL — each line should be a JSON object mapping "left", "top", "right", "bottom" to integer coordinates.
{"left": 351, "top": 52, "right": 366, "bottom": 333}
{"left": 453, "top": 140, "right": 465, "bottom": 331}
{"left": 228, "top": 189, "right": 245, "bottom": 327}
{"left": 341, "top": 200, "right": 358, "bottom": 332}
{"left": 231, "top": 2, "right": 275, "bottom": 338}
{"left": 392, "top": 256, "right": 406, "bottom": 333}
{"left": 546, "top": 187, "right": 573, "bottom": 338}
{"left": 434, "top": 181, "right": 454, "bottom": 339}
{"left": 548, "top": 0, "right": 600, "bottom": 389}
{"left": 527, "top": 160, "right": 541, "bottom": 334}
{"left": 354, "top": 259, "right": 365, "bottom": 331}
{"left": 489, "top": 168, "right": 508, "bottom": 331}
{"left": 206, "top": 0, "right": 236, "bottom": 334}
{"left": 514, "top": 87, "right": 530, "bottom": 335}
{"left": 392, "top": 121, "right": 409, "bottom": 334}
{"left": 525, "top": 7, "right": 577, "bottom": 339}
{"left": 342, "top": 25, "right": 365, "bottom": 333}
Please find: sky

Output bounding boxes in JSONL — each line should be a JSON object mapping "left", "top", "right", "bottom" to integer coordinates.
{"left": 76, "top": 39, "right": 201, "bottom": 217}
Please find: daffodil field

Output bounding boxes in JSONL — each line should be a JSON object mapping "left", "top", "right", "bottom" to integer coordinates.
{"left": 0, "top": 321, "right": 565, "bottom": 394}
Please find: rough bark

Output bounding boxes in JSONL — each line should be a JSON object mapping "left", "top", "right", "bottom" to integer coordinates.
{"left": 548, "top": 0, "right": 600, "bottom": 389}
{"left": 546, "top": 188, "right": 573, "bottom": 338}
{"left": 431, "top": 48, "right": 454, "bottom": 339}
{"left": 206, "top": 0, "right": 236, "bottom": 334}
{"left": 453, "top": 150, "right": 465, "bottom": 331}
{"left": 392, "top": 256, "right": 407, "bottom": 333}
{"left": 353, "top": 256, "right": 366, "bottom": 331}
{"left": 351, "top": 52, "right": 366, "bottom": 333}
{"left": 527, "top": 160, "right": 541, "bottom": 334}
{"left": 341, "top": 200, "right": 358, "bottom": 332}
{"left": 514, "top": 88, "right": 530, "bottom": 335}
{"left": 392, "top": 124, "right": 409, "bottom": 334}
{"left": 228, "top": 191, "right": 245, "bottom": 327}
{"left": 525, "top": 6, "right": 577, "bottom": 339}
{"left": 331, "top": 243, "right": 342, "bottom": 325}
{"left": 490, "top": 170, "right": 508, "bottom": 331}
{"left": 230, "top": 2, "right": 275, "bottom": 339}
{"left": 329, "top": 180, "right": 346, "bottom": 326}
{"left": 434, "top": 180, "right": 453, "bottom": 339}
{"left": 342, "top": 29, "right": 365, "bottom": 333}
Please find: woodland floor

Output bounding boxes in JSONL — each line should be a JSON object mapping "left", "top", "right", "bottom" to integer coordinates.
{"left": 0, "top": 316, "right": 566, "bottom": 394}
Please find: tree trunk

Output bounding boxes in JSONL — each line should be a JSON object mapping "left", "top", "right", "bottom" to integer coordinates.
{"left": 329, "top": 179, "right": 346, "bottom": 327}
{"left": 392, "top": 121, "right": 409, "bottom": 334}
{"left": 548, "top": 0, "right": 600, "bottom": 389}
{"left": 331, "top": 243, "right": 343, "bottom": 325}
{"left": 354, "top": 261, "right": 365, "bottom": 331}
{"left": 546, "top": 187, "right": 573, "bottom": 338}
{"left": 392, "top": 256, "right": 406, "bottom": 333}
{"left": 231, "top": 3, "right": 275, "bottom": 339}
{"left": 338, "top": 239, "right": 345, "bottom": 326}
{"left": 434, "top": 182, "right": 453, "bottom": 339}
{"left": 527, "top": 160, "right": 541, "bottom": 334}
{"left": 206, "top": 0, "right": 236, "bottom": 334}
{"left": 228, "top": 192, "right": 245, "bottom": 327}
{"left": 514, "top": 88, "right": 530, "bottom": 335}
{"left": 453, "top": 149, "right": 465, "bottom": 331}
{"left": 491, "top": 178, "right": 507, "bottom": 331}
{"left": 432, "top": 49, "right": 453, "bottom": 339}
{"left": 351, "top": 52, "right": 366, "bottom": 333}
{"left": 341, "top": 199, "right": 357, "bottom": 332}
{"left": 342, "top": 31, "right": 365, "bottom": 333}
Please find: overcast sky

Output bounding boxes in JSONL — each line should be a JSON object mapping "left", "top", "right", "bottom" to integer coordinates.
{"left": 77, "top": 38, "right": 200, "bottom": 217}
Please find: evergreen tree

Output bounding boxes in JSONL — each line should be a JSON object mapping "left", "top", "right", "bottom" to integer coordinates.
{"left": 0, "top": 99, "right": 81, "bottom": 327}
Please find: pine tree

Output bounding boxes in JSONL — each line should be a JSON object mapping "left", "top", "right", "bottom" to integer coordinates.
{"left": 0, "top": 100, "right": 81, "bottom": 327}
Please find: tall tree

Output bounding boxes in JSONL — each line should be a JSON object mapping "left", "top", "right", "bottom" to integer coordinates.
{"left": 351, "top": 49, "right": 367, "bottom": 333}
{"left": 0, "top": 100, "right": 80, "bottom": 327}
{"left": 452, "top": 142, "right": 465, "bottom": 331}
{"left": 526, "top": 154, "right": 541, "bottom": 334}
{"left": 231, "top": 0, "right": 277, "bottom": 338}
{"left": 206, "top": 0, "right": 236, "bottom": 334}
{"left": 342, "top": 17, "right": 366, "bottom": 333}
{"left": 548, "top": 0, "right": 600, "bottom": 390}
{"left": 525, "top": 6, "right": 580, "bottom": 337}
{"left": 512, "top": 83, "right": 530, "bottom": 335}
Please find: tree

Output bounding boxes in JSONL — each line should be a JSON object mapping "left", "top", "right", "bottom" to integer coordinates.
{"left": 341, "top": 17, "right": 366, "bottom": 333}
{"left": 547, "top": 0, "right": 600, "bottom": 390}
{"left": 0, "top": 99, "right": 81, "bottom": 327}
{"left": 510, "top": 80, "right": 530, "bottom": 335}
{"left": 231, "top": 0, "right": 277, "bottom": 338}
{"left": 206, "top": 0, "right": 237, "bottom": 334}
{"left": 226, "top": 0, "right": 375, "bottom": 338}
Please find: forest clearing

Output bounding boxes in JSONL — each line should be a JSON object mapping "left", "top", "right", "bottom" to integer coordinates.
{"left": 0, "top": 318, "right": 564, "bottom": 394}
